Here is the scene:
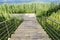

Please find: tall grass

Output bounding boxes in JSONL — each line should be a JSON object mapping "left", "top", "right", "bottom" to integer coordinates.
{"left": 37, "top": 4, "right": 60, "bottom": 40}
{"left": 0, "top": 4, "right": 23, "bottom": 40}
{"left": 0, "top": 3, "right": 56, "bottom": 14}
{"left": 0, "top": 2, "right": 60, "bottom": 40}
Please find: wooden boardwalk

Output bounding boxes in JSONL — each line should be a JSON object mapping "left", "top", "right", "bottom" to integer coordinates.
{"left": 9, "top": 14, "right": 51, "bottom": 40}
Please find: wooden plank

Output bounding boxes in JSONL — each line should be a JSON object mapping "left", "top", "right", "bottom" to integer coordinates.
{"left": 9, "top": 14, "right": 51, "bottom": 40}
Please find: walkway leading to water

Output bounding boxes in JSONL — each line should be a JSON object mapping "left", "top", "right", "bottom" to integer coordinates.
{"left": 9, "top": 14, "right": 51, "bottom": 40}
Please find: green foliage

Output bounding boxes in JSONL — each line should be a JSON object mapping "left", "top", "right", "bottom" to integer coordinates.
{"left": 37, "top": 3, "right": 60, "bottom": 40}
{"left": 0, "top": 3, "right": 54, "bottom": 14}
{"left": 0, "top": 2, "right": 60, "bottom": 40}
{"left": 0, "top": 4, "right": 23, "bottom": 40}
{"left": 0, "top": 17, "right": 23, "bottom": 40}
{"left": 47, "top": 10, "right": 60, "bottom": 30}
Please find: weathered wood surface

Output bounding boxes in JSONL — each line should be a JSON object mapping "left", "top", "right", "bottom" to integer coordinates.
{"left": 9, "top": 14, "right": 51, "bottom": 40}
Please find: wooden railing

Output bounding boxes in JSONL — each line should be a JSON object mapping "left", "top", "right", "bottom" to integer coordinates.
{"left": 37, "top": 16, "right": 60, "bottom": 40}
{"left": 0, "top": 18, "right": 22, "bottom": 40}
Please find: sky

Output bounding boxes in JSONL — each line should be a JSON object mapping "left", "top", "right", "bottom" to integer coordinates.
{"left": 0, "top": 0, "right": 59, "bottom": 4}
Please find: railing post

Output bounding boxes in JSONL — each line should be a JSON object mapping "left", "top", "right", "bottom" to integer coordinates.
{"left": 14, "top": 19, "right": 17, "bottom": 30}
{"left": 5, "top": 21, "right": 10, "bottom": 39}
{"left": 44, "top": 16, "right": 46, "bottom": 30}
{"left": 14, "top": 18, "right": 17, "bottom": 32}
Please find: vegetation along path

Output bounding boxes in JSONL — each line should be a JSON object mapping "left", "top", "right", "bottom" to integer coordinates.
{"left": 9, "top": 14, "right": 51, "bottom": 40}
